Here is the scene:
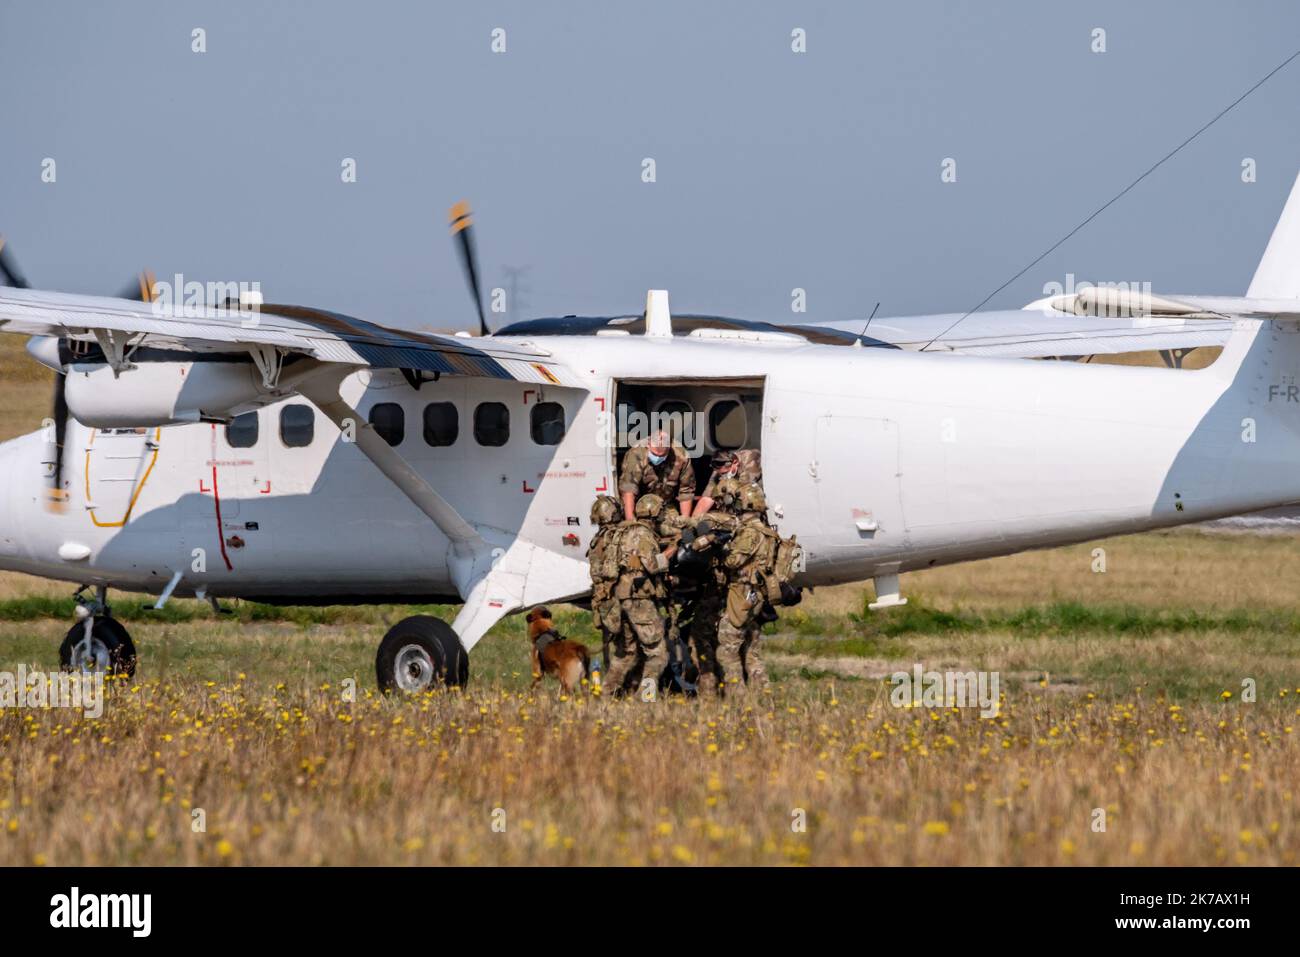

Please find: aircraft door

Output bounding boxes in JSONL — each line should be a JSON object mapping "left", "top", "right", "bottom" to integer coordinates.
{"left": 812, "top": 415, "right": 907, "bottom": 552}
{"left": 83, "top": 427, "right": 164, "bottom": 529}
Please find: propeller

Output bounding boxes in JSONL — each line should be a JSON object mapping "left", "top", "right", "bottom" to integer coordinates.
{"left": 0, "top": 237, "right": 68, "bottom": 509}
{"left": 0, "top": 237, "right": 155, "bottom": 510}
{"left": 449, "top": 201, "right": 490, "bottom": 336}
{"left": 117, "top": 269, "right": 157, "bottom": 304}
{"left": 0, "top": 236, "right": 31, "bottom": 289}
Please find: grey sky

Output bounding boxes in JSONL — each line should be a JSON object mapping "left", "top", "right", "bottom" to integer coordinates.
{"left": 2, "top": 1, "right": 1298, "bottom": 331}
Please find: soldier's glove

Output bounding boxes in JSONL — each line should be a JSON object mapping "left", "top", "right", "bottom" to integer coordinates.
{"left": 779, "top": 582, "right": 804, "bottom": 607}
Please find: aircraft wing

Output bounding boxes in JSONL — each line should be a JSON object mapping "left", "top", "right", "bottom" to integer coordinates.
{"left": 813, "top": 308, "right": 1236, "bottom": 359}
{"left": 0, "top": 286, "right": 576, "bottom": 385}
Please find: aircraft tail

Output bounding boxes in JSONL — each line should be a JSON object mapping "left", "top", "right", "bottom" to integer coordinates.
{"left": 1248, "top": 171, "right": 1300, "bottom": 298}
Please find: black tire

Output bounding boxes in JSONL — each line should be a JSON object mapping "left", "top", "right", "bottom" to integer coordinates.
{"left": 375, "top": 615, "right": 468, "bottom": 693}
{"left": 58, "top": 616, "right": 137, "bottom": 678}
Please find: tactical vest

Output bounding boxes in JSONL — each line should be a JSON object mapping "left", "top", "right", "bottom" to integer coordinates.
{"left": 614, "top": 522, "right": 667, "bottom": 599}
{"left": 732, "top": 520, "right": 799, "bottom": 601}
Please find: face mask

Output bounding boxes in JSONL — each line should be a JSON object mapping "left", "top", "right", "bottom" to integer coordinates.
{"left": 648, "top": 451, "right": 667, "bottom": 466}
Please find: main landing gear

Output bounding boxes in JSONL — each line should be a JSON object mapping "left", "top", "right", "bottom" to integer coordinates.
{"left": 375, "top": 615, "right": 469, "bottom": 693}
{"left": 58, "top": 586, "right": 137, "bottom": 678}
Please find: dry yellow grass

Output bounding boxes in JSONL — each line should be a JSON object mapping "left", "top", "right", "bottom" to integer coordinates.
{"left": 1, "top": 676, "right": 1294, "bottom": 866}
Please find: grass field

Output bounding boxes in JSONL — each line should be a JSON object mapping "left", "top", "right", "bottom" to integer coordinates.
{"left": 0, "top": 338, "right": 1296, "bottom": 864}
{"left": 0, "top": 531, "right": 1296, "bottom": 866}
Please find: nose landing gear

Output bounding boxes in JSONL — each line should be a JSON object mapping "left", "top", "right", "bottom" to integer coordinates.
{"left": 58, "top": 587, "right": 137, "bottom": 679}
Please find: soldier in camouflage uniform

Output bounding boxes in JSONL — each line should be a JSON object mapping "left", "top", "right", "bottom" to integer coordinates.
{"left": 693, "top": 449, "right": 762, "bottom": 518}
{"left": 603, "top": 493, "right": 672, "bottom": 699}
{"left": 619, "top": 429, "right": 696, "bottom": 522}
{"left": 716, "top": 483, "right": 776, "bottom": 698}
{"left": 690, "top": 451, "right": 767, "bottom": 693}
{"left": 683, "top": 508, "right": 739, "bottom": 696}
{"left": 586, "top": 494, "right": 623, "bottom": 687}
{"left": 654, "top": 505, "right": 691, "bottom": 647}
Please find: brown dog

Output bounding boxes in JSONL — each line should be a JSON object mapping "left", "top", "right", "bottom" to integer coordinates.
{"left": 526, "top": 607, "right": 590, "bottom": 694}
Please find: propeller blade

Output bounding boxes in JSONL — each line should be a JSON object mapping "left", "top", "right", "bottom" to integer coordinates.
{"left": 0, "top": 237, "right": 63, "bottom": 506}
{"left": 116, "top": 269, "right": 157, "bottom": 302}
{"left": 0, "top": 236, "right": 31, "bottom": 288}
{"left": 449, "top": 201, "right": 490, "bottom": 336}
{"left": 46, "top": 372, "right": 69, "bottom": 510}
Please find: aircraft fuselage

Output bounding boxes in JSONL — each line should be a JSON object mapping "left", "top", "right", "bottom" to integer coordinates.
{"left": 0, "top": 319, "right": 1292, "bottom": 608}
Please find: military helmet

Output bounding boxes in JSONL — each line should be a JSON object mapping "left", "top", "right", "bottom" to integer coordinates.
{"left": 735, "top": 483, "right": 767, "bottom": 514}
{"left": 590, "top": 495, "right": 620, "bottom": 526}
{"left": 714, "top": 476, "right": 743, "bottom": 510}
{"left": 634, "top": 493, "right": 665, "bottom": 520}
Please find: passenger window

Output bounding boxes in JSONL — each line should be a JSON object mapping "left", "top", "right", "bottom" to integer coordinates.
{"left": 369, "top": 402, "right": 405, "bottom": 447}
{"left": 279, "top": 404, "right": 315, "bottom": 448}
{"left": 530, "top": 402, "right": 566, "bottom": 446}
{"left": 225, "top": 411, "right": 259, "bottom": 449}
{"left": 423, "top": 402, "right": 459, "bottom": 447}
{"left": 474, "top": 402, "right": 510, "bottom": 447}
{"left": 708, "top": 399, "right": 746, "bottom": 450}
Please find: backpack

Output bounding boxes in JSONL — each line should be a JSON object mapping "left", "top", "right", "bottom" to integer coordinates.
{"left": 588, "top": 525, "right": 624, "bottom": 583}
{"left": 760, "top": 528, "right": 803, "bottom": 607}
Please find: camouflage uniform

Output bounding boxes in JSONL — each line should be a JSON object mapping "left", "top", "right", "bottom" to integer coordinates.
{"left": 740, "top": 628, "right": 768, "bottom": 691}
{"left": 716, "top": 485, "right": 776, "bottom": 698}
{"left": 586, "top": 495, "right": 623, "bottom": 684}
{"left": 603, "top": 495, "right": 671, "bottom": 698}
{"left": 619, "top": 443, "right": 696, "bottom": 509}
{"left": 655, "top": 508, "right": 694, "bottom": 648}
{"left": 684, "top": 510, "right": 739, "bottom": 697}
{"left": 701, "top": 449, "right": 762, "bottom": 503}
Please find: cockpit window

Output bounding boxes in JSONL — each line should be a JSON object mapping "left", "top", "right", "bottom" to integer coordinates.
{"left": 226, "top": 411, "right": 258, "bottom": 448}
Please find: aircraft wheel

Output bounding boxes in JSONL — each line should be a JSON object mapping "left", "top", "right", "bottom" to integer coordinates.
{"left": 58, "top": 616, "right": 137, "bottom": 678}
{"left": 376, "top": 616, "right": 468, "bottom": 693}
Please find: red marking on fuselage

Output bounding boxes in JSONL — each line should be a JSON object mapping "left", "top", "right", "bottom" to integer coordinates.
{"left": 211, "top": 464, "right": 233, "bottom": 571}
{"left": 208, "top": 425, "right": 234, "bottom": 571}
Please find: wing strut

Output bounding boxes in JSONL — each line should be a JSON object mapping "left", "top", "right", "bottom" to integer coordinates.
{"left": 297, "top": 370, "right": 526, "bottom": 649}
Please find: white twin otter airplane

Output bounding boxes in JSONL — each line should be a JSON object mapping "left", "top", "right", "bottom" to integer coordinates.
{"left": 1, "top": 178, "right": 1299, "bottom": 691}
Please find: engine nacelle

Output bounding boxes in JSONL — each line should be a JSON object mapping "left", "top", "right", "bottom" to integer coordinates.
{"left": 65, "top": 359, "right": 266, "bottom": 428}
